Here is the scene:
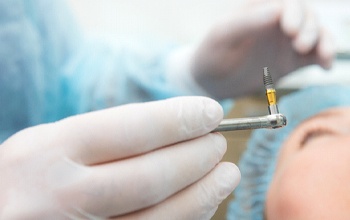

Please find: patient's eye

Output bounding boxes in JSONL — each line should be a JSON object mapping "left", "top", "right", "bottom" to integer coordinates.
{"left": 299, "top": 129, "right": 335, "bottom": 147}
{"left": 295, "top": 110, "right": 346, "bottom": 148}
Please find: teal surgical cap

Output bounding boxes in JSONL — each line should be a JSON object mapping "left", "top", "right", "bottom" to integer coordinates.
{"left": 227, "top": 85, "right": 350, "bottom": 220}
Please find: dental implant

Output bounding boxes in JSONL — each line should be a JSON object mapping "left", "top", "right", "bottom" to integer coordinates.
{"left": 263, "top": 67, "right": 279, "bottom": 115}
{"left": 212, "top": 67, "right": 287, "bottom": 132}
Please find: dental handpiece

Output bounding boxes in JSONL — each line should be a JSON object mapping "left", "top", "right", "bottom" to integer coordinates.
{"left": 212, "top": 67, "right": 287, "bottom": 132}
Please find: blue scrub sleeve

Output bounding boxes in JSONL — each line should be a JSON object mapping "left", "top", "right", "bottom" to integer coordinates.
{"left": 0, "top": 0, "right": 188, "bottom": 142}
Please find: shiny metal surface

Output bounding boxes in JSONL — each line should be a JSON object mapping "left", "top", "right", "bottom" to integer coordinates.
{"left": 212, "top": 113, "right": 287, "bottom": 132}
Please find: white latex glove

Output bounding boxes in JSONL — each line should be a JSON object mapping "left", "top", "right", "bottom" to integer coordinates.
{"left": 189, "top": 0, "right": 335, "bottom": 99}
{"left": 0, "top": 96, "right": 240, "bottom": 219}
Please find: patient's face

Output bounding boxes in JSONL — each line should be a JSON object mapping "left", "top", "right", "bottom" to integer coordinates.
{"left": 266, "top": 107, "right": 350, "bottom": 220}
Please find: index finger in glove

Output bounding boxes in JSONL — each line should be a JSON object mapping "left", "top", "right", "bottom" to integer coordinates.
{"left": 55, "top": 96, "right": 223, "bottom": 165}
{"left": 280, "top": 0, "right": 304, "bottom": 37}
{"left": 219, "top": 1, "right": 281, "bottom": 42}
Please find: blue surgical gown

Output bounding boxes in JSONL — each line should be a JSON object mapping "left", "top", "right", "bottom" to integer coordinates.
{"left": 0, "top": 0, "right": 188, "bottom": 142}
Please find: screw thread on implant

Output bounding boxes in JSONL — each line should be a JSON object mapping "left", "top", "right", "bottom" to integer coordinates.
{"left": 263, "top": 67, "right": 274, "bottom": 89}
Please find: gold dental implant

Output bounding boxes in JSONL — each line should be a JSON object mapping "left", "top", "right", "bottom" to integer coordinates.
{"left": 263, "top": 67, "right": 279, "bottom": 115}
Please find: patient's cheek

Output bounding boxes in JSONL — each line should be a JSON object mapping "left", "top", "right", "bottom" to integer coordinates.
{"left": 265, "top": 171, "right": 308, "bottom": 220}
{"left": 265, "top": 141, "right": 350, "bottom": 220}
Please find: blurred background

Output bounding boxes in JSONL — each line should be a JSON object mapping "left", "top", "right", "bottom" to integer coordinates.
{"left": 67, "top": 0, "right": 350, "bottom": 219}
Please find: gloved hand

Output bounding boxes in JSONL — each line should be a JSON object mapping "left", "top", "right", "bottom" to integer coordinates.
{"left": 0, "top": 96, "right": 240, "bottom": 219}
{"left": 190, "top": 0, "right": 335, "bottom": 99}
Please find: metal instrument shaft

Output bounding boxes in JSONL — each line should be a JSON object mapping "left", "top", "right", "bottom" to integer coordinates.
{"left": 213, "top": 113, "right": 286, "bottom": 132}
